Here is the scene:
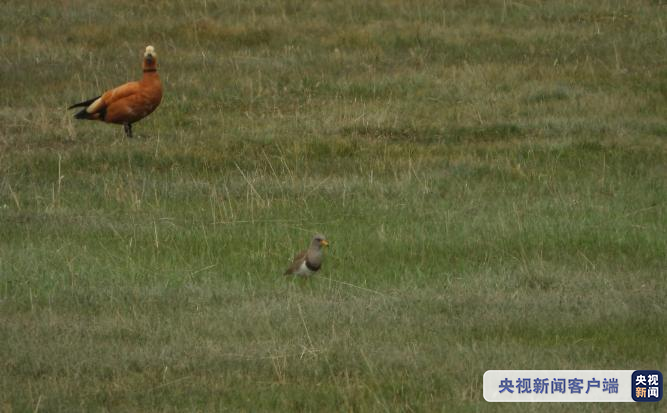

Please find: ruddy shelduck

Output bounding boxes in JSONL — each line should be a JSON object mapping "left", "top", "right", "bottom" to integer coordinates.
{"left": 69, "top": 45, "right": 163, "bottom": 138}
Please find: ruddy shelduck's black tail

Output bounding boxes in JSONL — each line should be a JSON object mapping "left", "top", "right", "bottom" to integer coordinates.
{"left": 68, "top": 95, "right": 100, "bottom": 110}
{"left": 68, "top": 95, "right": 101, "bottom": 120}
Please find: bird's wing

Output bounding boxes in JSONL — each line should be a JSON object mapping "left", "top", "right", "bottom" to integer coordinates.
{"left": 96, "top": 82, "right": 142, "bottom": 111}
{"left": 76, "top": 81, "right": 142, "bottom": 115}
{"left": 284, "top": 250, "right": 307, "bottom": 275}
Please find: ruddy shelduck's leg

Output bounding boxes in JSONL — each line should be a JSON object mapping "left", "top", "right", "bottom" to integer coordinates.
{"left": 124, "top": 123, "right": 133, "bottom": 138}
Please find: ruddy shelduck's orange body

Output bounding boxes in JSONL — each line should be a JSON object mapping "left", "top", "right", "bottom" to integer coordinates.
{"left": 69, "top": 45, "right": 162, "bottom": 138}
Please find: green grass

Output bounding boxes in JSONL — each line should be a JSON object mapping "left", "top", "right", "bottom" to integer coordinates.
{"left": 1, "top": 0, "right": 666, "bottom": 411}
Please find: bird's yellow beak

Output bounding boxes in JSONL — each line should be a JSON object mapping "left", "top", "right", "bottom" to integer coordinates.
{"left": 320, "top": 239, "right": 329, "bottom": 247}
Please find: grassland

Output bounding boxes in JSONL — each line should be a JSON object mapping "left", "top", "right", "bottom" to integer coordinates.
{"left": 1, "top": 0, "right": 666, "bottom": 411}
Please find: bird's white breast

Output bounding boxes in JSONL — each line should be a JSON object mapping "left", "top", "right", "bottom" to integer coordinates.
{"left": 295, "top": 260, "right": 315, "bottom": 276}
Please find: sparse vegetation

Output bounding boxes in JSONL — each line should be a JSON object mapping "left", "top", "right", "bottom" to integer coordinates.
{"left": 1, "top": 0, "right": 665, "bottom": 411}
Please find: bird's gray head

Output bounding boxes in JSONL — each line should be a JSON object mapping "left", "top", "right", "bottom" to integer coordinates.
{"left": 310, "top": 234, "right": 329, "bottom": 250}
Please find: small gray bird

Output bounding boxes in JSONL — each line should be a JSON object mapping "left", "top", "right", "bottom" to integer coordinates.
{"left": 284, "top": 234, "right": 329, "bottom": 276}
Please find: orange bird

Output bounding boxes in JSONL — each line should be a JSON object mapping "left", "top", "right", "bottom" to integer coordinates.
{"left": 68, "top": 45, "right": 163, "bottom": 138}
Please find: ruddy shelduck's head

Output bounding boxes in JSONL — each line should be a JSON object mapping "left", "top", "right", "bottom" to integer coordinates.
{"left": 144, "top": 45, "right": 156, "bottom": 62}
{"left": 143, "top": 45, "right": 158, "bottom": 71}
